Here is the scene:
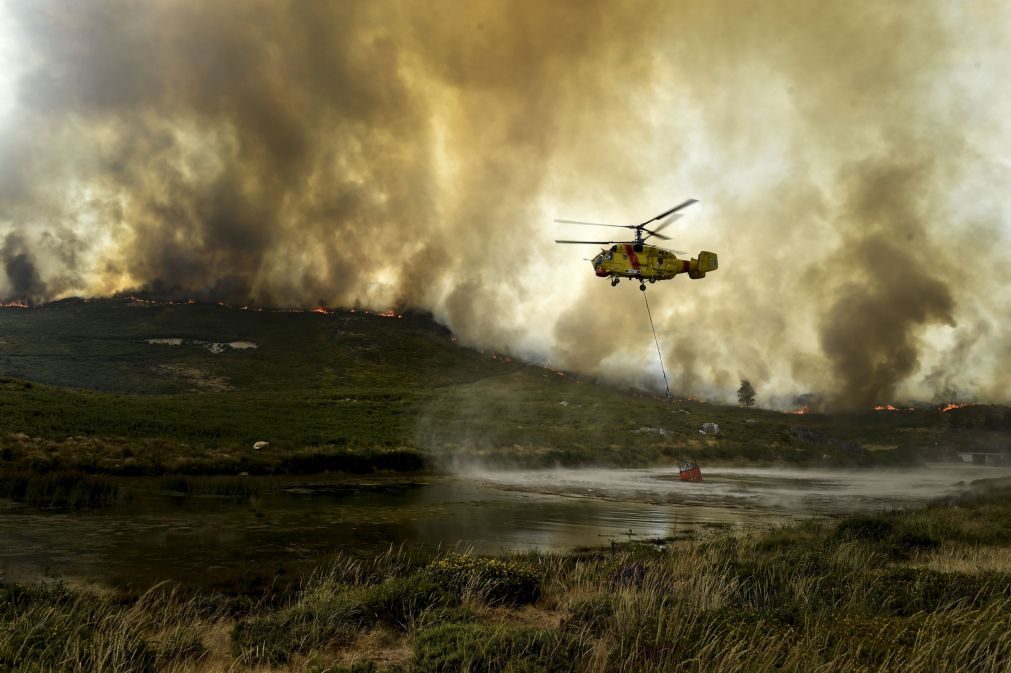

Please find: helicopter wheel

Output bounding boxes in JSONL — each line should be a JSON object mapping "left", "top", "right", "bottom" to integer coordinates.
{"left": 610, "top": 277, "right": 619, "bottom": 287}
{"left": 649, "top": 278, "right": 656, "bottom": 284}
{"left": 639, "top": 283, "right": 646, "bottom": 291}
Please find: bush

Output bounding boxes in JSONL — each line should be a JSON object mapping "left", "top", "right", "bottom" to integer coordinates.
{"left": 232, "top": 605, "right": 359, "bottom": 665}
{"left": 893, "top": 530, "right": 940, "bottom": 552}
{"left": 428, "top": 554, "right": 541, "bottom": 606}
{"left": 350, "top": 573, "right": 454, "bottom": 629}
{"left": 871, "top": 568, "right": 1010, "bottom": 615}
{"left": 827, "top": 614, "right": 925, "bottom": 667}
{"left": 232, "top": 572, "right": 453, "bottom": 665}
{"left": 414, "top": 605, "right": 479, "bottom": 629}
{"left": 835, "top": 516, "right": 894, "bottom": 542}
{"left": 414, "top": 623, "right": 583, "bottom": 673}
{"left": 372, "top": 449, "right": 426, "bottom": 472}
{"left": 562, "top": 596, "right": 614, "bottom": 636}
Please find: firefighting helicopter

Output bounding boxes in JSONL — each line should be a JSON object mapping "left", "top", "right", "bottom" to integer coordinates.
{"left": 555, "top": 198, "right": 718, "bottom": 291}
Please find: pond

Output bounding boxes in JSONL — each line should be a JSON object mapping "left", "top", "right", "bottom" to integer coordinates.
{"left": 1, "top": 463, "right": 1005, "bottom": 589}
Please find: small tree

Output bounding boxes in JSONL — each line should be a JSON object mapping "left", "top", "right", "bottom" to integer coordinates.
{"left": 737, "top": 379, "right": 756, "bottom": 408}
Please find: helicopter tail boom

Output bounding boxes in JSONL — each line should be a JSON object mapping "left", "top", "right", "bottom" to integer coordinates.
{"left": 687, "top": 251, "right": 719, "bottom": 279}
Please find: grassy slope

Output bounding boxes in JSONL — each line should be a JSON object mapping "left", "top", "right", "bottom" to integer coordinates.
{"left": 0, "top": 299, "right": 1006, "bottom": 475}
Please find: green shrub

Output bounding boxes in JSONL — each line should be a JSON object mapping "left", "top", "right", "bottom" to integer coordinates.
{"left": 893, "top": 530, "right": 940, "bottom": 551}
{"left": 827, "top": 614, "right": 925, "bottom": 666}
{"left": 871, "top": 568, "right": 1010, "bottom": 615}
{"left": 428, "top": 554, "right": 541, "bottom": 606}
{"left": 350, "top": 573, "right": 455, "bottom": 629}
{"left": 562, "top": 596, "right": 614, "bottom": 636}
{"left": 835, "top": 515, "right": 894, "bottom": 542}
{"left": 414, "top": 623, "right": 583, "bottom": 673}
{"left": 232, "top": 572, "right": 453, "bottom": 664}
{"left": 232, "top": 606, "right": 358, "bottom": 665}
{"left": 372, "top": 449, "right": 426, "bottom": 472}
{"left": 421, "top": 605, "right": 479, "bottom": 626}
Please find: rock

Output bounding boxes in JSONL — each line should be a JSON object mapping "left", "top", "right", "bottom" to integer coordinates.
{"left": 745, "top": 419, "right": 758, "bottom": 425}
{"left": 559, "top": 400, "right": 569, "bottom": 406}
{"left": 699, "top": 422, "right": 720, "bottom": 435}
{"left": 253, "top": 441, "right": 269, "bottom": 450}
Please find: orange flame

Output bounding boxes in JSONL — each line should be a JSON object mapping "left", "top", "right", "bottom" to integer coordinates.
{"left": 0, "top": 300, "right": 30, "bottom": 308}
{"left": 785, "top": 406, "right": 810, "bottom": 415}
{"left": 874, "top": 404, "right": 899, "bottom": 411}
{"left": 939, "top": 402, "right": 967, "bottom": 413}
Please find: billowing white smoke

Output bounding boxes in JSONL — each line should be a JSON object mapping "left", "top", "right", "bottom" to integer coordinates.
{"left": 0, "top": 1, "right": 1009, "bottom": 408}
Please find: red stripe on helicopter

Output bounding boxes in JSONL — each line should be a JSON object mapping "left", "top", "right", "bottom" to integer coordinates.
{"left": 624, "top": 244, "right": 641, "bottom": 270}
{"left": 682, "top": 260, "right": 690, "bottom": 273}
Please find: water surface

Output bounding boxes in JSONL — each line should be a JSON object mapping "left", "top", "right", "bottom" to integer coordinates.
{"left": 1, "top": 464, "right": 1005, "bottom": 588}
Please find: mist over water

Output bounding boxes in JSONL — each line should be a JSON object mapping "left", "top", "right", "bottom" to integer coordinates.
{"left": 458, "top": 464, "right": 1009, "bottom": 514}
{"left": 1, "top": 1, "right": 1010, "bottom": 407}
{"left": 2, "top": 464, "right": 1005, "bottom": 587}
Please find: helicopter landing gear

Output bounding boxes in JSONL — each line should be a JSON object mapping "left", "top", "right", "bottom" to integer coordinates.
{"left": 648, "top": 278, "right": 656, "bottom": 284}
{"left": 639, "top": 283, "right": 646, "bottom": 291}
{"left": 610, "top": 277, "right": 620, "bottom": 287}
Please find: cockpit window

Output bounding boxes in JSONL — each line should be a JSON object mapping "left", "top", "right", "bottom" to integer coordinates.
{"left": 592, "top": 254, "right": 604, "bottom": 265}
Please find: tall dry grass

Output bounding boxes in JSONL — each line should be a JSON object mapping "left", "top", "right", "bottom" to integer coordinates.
{"left": 4, "top": 495, "right": 1010, "bottom": 672}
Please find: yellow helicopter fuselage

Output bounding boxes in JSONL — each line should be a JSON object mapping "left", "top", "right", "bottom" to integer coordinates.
{"left": 592, "top": 243, "right": 718, "bottom": 283}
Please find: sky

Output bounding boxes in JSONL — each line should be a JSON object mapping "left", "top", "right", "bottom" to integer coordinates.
{"left": 0, "top": 0, "right": 1009, "bottom": 409}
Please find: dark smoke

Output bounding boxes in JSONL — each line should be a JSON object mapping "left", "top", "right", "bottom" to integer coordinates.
{"left": 1, "top": 232, "right": 46, "bottom": 301}
{"left": 0, "top": 1, "right": 1009, "bottom": 406}
{"left": 815, "top": 162, "right": 956, "bottom": 409}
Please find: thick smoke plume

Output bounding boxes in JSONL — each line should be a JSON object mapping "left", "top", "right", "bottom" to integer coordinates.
{"left": 1, "top": 232, "right": 46, "bottom": 301}
{"left": 0, "top": 0, "right": 1009, "bottom": 407}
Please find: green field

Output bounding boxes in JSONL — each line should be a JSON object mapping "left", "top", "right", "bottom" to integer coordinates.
{"left": 0, "top": 298, "right": 1007, "bottom": 480}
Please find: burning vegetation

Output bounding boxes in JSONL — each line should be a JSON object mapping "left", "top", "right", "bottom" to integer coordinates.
{"left": 0, "top": 1, "right": 1008, "bottom": 409}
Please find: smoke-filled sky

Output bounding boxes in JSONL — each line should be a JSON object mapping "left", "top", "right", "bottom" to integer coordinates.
{"left": 1, "top": 0, "right": 1009, "bottom": 409}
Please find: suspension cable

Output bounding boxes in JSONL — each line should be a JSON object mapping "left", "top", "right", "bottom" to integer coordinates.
{"left": 642, "top": 288, "right": 671, "bottom": 400}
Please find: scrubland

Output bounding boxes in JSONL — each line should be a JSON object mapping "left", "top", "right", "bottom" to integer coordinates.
{"left": 2, "top": 300, "right": 1009, "bottom": 670}
{"left": 3, "top": 480, "right": 1008, "bottom": 673}
{"left": 2, "top": 299, "right": 1008, "bottom": 490}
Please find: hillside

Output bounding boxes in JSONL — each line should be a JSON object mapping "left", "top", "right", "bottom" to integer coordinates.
{"left": 0, "top": 298, "right": 1006, "bottom": 475}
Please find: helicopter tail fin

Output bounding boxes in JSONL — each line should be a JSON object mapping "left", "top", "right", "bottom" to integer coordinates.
{"left": 688, "top": 251, "right": 718, "bottom": 279}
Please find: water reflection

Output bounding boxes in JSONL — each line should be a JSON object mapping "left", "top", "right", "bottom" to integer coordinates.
{"left": 1, "top": 464, "right": 1006, "bottom": 588}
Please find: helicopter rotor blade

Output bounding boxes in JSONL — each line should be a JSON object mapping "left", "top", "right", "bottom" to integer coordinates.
{"left": 650, "top": 211, "right": 684, "bottom": 235}
{"left": 554, "top": 239, "right": 618, "bottom": 245}
{"left": 641, "top": 230, "right": 672, "bottom": 241}
{"left": 554, "top": 218, "right": 629, "bottom": 229}
{"left": 636, "top": 198, "right": 698, "bottom": 228}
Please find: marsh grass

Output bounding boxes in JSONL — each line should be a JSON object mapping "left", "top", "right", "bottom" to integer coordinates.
{"left": 0, "top": 470, "right": 124, "bottom": 507}
{"left": 3, "top": 489, "right": 1010, "bottom": 672}
{"left": 0, "top": 582, "right": 219, "bottom": 673}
